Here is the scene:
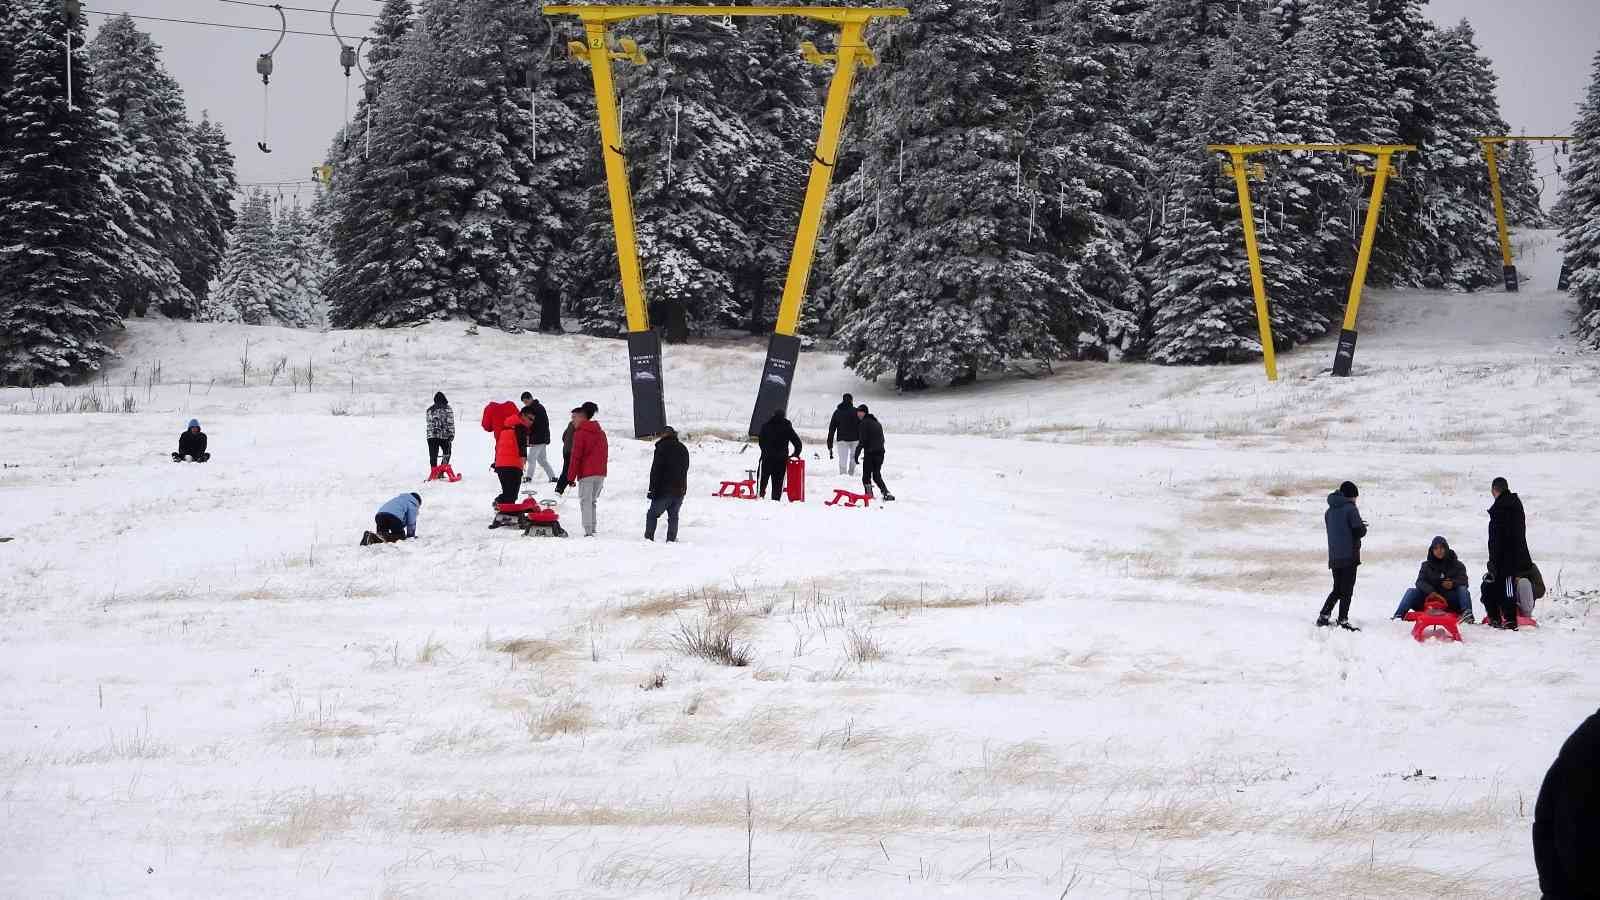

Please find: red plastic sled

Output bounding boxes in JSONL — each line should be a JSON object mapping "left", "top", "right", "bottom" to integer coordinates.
{"left": 426, "top": 464, "right": 462, "bottom": 483}
{"left": 714, "top": 479, "right": 759, "bottom": 499}
{"left": 785, "top": 458, "right": 805, "bottom": 502}
{"left": 825, "top": 489, "right": 871, "bottom": 508}
{"left": 1404, "top": 597, "right": 1462, "bottom": 642}
{"left": 1478, "top": 615, "right": 1538, "bottom": 628}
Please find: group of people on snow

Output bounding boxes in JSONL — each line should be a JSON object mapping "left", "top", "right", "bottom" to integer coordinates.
{"left": 1322, "top": 477, "right": 1540, "bottom": 631}
{"left": 824, "top": 393, "right": 893, "bottom": 500}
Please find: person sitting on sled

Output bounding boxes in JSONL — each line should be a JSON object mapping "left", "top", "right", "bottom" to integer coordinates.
{"left": 1392, "top": 535, "right": 1474, "bottom": 622}
{"left": 172, "top": 419, "right": 210, "bottom": 462}
{"left": 374, "top": 492, "right": 421, "bottom": 541}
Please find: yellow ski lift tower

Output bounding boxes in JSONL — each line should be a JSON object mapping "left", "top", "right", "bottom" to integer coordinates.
{"left": 546, "top": 5, "right": 909, "bottom": 438}
{"left": 1207, "top": 143, "right": 1417, "bottom": 380}
{"left": 1476, "top": 135, "right": 1573, "bottom": 293}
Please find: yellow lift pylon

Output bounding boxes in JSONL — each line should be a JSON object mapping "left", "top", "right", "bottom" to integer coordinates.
{"left": 1207, "top": 143, "right": 1417, "bottom": 381}
{"left": 546, "top": 5, "right": 909, "bottom": 438}
{"left": 1476, "top": 135, "right": 1574, "bottom": 293}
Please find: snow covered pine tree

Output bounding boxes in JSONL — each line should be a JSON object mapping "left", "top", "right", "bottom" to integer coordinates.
{"left": 1565, "top": 50, "right": 1600, "bottom": 343}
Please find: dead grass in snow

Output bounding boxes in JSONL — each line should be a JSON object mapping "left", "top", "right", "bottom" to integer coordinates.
{"left": 226, "top": 790, "right": 365, "bottom": 847}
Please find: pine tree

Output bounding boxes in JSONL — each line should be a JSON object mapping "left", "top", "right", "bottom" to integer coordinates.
{"left": 1500, "top": 137, "right": 1547, "bottom": 227}
{"left": 214, "top": 191, "right": 284, "bottom": 325}
{"left": 1563, "top": 50, "right": 1600, "bottom": 343}
{"left": 0, "top": 0, "right": 128, "bottom": 383}
{"left": 274, "top": 201, "right": 330, "bottom": 328}
{"left": 1366, "top": 0, "right": 1436, "bottom": 286}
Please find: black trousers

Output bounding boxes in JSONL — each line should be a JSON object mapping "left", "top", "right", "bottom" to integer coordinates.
{"left": 555, "top": 451, "right": 571, "bottom": 493}
{"left": 374, "top": 512, "right": 406, "bottom": 541}
{"left": 862, "top": 450, "right": 889, "bottom": 495}
{"left": 1320, "top": 565, "right": 1358, "bottom": 620}
{"left": 427, "top": 438, "right": 452, "bottom": 467}
{"left": 495, "top": 466, "right": 522, "bottom": 504}
{"left": 759, "top": 458, "right": 787, "bottom": 501}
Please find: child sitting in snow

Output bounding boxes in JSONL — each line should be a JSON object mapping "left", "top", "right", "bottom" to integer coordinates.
{"left": 172, "top": 419, "right": 210, "bottom": 462}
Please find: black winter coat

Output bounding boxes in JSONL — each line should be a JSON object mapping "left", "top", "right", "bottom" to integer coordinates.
{"left": 757, "top": 416, "right": 802, "bottom": 461}
{"left": 527, "top": 401, "right": 551, "bottom": 445}
{"left": 1415, "top": 547, "right": 1469, "bottom": 595}
{"left": 1534, "top": 707, "right": 1600, "bottom": 900}
{"left": 1488, "top": 491, "right": 1534, "bottom": 581}
{"left": 648, "top": 435, "right": 690, "bottom": 498}
{"left": 1324, "top": 492, "right": 1367, "bottom": 568}
{"left": 857, "top": 414, "right": 885, "bottom": 454}
{"left": 178, "top": 429, "right": 207, "bottom": 457}
{"left": 560, "top": 422, "right": 575, "bottom": 459}
{"left": 827, "top": 403, "right": 860, "bottom": 445}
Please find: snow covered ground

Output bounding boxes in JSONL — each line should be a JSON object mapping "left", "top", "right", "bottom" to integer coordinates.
{"left": 2, "top": 231, "right": 1597, "bottom": 898}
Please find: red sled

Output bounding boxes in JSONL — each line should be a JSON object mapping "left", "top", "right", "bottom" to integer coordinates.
{"left": 1403, "top": 597, "right": 1462, "bottom": 642}
{"left": 426, "top": 464, "right": 462, "bottom": 483}
{"left": 1478, "top": 615, "right": 1538, "bottom": 628}
{"left": 714, "top": 479, "right": 759, "bottom": 499}
{"left": 785, "top": 458, "right": 805, "bottom": 502}
{"left": 825, "top": 489, "right": 872, "bottom": 508}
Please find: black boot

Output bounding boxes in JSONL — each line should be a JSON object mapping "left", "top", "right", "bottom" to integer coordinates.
{"left": 1316, "top": 615, "right": 1332, "bottom": 627}
{"left": 1337, "top": 620, "right": 1361, "bottom": 632}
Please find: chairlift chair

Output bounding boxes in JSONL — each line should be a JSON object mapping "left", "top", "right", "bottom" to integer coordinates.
{"left": 256, "top": 3, "right": 287, "bottom": 153}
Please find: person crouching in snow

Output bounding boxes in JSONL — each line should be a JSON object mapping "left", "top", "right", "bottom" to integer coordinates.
{"left": 1392, "top": 536, "right": 1474, "bottom": 622}
{"left": 493, "top": 408, "right": 530, "bottom": 505}
{"left": 1318, "top": 481, "right": 1367, "bottom": 630}
{"left": 172, "top": 419, "right": 210, "bottom": 462}
{"left": 375, "top": 492, "right": 421, "bottom": 541}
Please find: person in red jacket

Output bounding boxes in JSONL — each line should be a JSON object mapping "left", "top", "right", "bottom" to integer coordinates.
{"left": 493, "top": 408, "right": 530, "bottom": 505}
{"left": 567, "top": 401, "right": 608, "bottom": 536}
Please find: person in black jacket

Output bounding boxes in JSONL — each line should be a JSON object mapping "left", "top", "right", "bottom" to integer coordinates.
{"left": 172, "top": 419, "right": 210, "bottom": 462}
{"left": 521, "top": 393, "right": 556, "bottom": 482}
{"left": 645, "top": 427, "right": 690, "bottom": 542}
{"left": 756, "top": 408, "right": 802, "bottom": 501}
{"left": 826, "top": 392, "right": 861, "bottom": 475}
{"left": 1486, "top": 476, "right": 1536, "bottom": 629}
{"left": 1534, "top": 707, "right": 1600, "bottom": 900}
{"left": 555, "top": 407, "right": 580, "bottom": 495}
{"left": 1391, "top": 536, "right": 1473, "bottom": 621}
{"left": 853, "top": 404, "right": 895, "bottom": 501}
{"left": 1318, "top": 481, "right": 1367, "bottom": 630}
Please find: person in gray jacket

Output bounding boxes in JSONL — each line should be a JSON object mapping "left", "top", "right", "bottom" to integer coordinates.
{"left": 1318, "top": 481, "right": 1367, "bottom": 630}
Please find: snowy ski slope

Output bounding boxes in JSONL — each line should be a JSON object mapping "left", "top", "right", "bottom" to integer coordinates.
{"left": 0, "top": 230, "right": 1596, "bottom": 898}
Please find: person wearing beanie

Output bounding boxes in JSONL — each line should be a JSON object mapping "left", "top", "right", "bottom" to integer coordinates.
{"left": 756, "top": 408, "right": 803, "bottom": 501}
{"left": 568, "top": 403, "right": 609, "bottom": 535}
{"left": 371, "top": 492, "right": 422, "bottom": 542}
{"left": 1318, "top": 481, "right": 1367, "bottom": 629}
{"left": 854, "top": 404, "right": 894, "bottom": 501}
{"left": 1392, "top": 536, "right": 1473, "bottom": 622}
{"left": 426, "top": 392, "right": 455, "bottom": 469}
{"left": 645, "top": 426, "right": 690, "bottom": 542}
{"left": 172, "top": 419, "right": 210, "bottom": 462}
{"left": 827, "top": 392, "right": 861, "bottom": 475}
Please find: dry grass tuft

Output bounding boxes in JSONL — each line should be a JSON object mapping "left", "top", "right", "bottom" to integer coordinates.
{"left": 490, "top": 636, "right": 566, "bottom": 663}
{"left": 227, "top": 790, "right": 365, "bottom": 847}
{"left": 524, "top": 697, "right": 591, "bottom": 742}
{"left": 670, "top": 618, "right": 752, "bottom": 667}
{"left": 616, "top": 592, "right": 694, "bottom": 619}
{"left": 844, "top": 627, "right": 884, "bottom": 664}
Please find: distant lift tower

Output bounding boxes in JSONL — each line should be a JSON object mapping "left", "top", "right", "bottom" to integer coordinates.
{"left": 545, "top": 5, "right": 908, "bottom": 439}
{"left": 1207, "top": 143, "right": 1417, "bottom": 380}
{"left": 1477, "top": 135, "right": 1573, "bottom": 293}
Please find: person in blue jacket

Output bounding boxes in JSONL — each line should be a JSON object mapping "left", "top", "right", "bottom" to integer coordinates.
{"left": 374, "top": 492, "right": 422, "bottom": 542}
{"left": 1318, "top": 481, "right": 1367, "bottom": 630}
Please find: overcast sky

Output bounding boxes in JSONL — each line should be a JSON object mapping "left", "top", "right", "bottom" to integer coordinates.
{"left": 82, "top": 0, "right": 1598, "bottom": 206}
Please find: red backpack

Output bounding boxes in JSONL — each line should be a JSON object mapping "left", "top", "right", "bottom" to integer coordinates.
{"left": 481, "top": 401, "right": 517, "bottom": 432}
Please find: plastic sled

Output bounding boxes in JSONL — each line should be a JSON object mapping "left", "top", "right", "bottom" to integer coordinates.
{"left": 785, "top": 458, "right": 806, "bottom": 502}
{"left": 426, "top": 464, "right": 462, "bottom": 483}
{"left": 714, "top": 479, "right": 759, "bottom": 499}
{"left": 1478, "top": 615, "right": 1538, "bottom": 628}
{"left": 824, "top": 489, "right": 872, "bottom": 508}
{"left": 1404, "top": 597, "right": 1462, "bottom": 642}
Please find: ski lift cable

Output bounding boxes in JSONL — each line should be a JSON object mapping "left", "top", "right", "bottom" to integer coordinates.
{"left": 82, "top": 8, "right": 329, "bottom": 38}
{"left": 208, "top": 0, "right": 377, "bottom": 19}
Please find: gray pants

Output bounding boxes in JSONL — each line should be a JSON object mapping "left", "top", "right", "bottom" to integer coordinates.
{"left": 1506, "top": 576, "right": 1536, "bottom": 616}
{"left": 835, "top": 441, "right": 857, "bottom": 475}
{"left": 526, "top": 443, "right": 557, "bottom": 480}
{"left": 578, "top": 476, "right": 605, "bottom": 535}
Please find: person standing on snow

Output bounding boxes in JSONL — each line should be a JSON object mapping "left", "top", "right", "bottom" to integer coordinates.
{"left": 1318, "top": 481, "right": 1367, "bottom": 630}
{"left": 374, "top": 492, "right": 421, "bottom": 542}
{"left": 826, "top": 392, "right": 861, "bottom": 476}
{"left": 646, "top": 426, "right": 690, "bottom": 542}
{"left": 555, "top": 407, "right": 580, "bottom": 495}
{"left": 172, "top": 419, "right": 210, "bottom": 462}
{"left": 568, "top": 402, "right": 608, "bottom": 536}
{"left": 756, "top": 408, "right": 803, "bottom": 501}
{"left": 426, "top": 393, "right": 454, "bottom": 469}
{"left": 1533, "top": 707, "right": 1600, "bottom": 900}
{"left": 493, "top": 407, "right": 530, "bottom": 505}
{"left": 1485, "top": 476, "right": 1537, "bottom": 630}
{"left": 521, "top": 394, "right": 556, "bottom": 483}
{"left": 853, "top": 404, "right": 894, "bottom": 501}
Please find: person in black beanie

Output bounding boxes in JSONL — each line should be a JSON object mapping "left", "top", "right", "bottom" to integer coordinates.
{"left": 1534, "top": 707, "right": 1600, "bottom": 899}
{"left": 1318, "top": 481, "right": 1367, "bottom": 630}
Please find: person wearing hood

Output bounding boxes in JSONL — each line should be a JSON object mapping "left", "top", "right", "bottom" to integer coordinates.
{"left": 1392, "top": 536, "right": 1473, "bottom": 621}
{"left": 757, "top": 408, "right": 803, "bottom": 501}
{"left": 826, "top": 393, "right": 861, "bottom": 475}
{"left": 426, "top": 393, "right": 455, "bottom": 468}
{"left": 645, "top": 426, "right": 690, "bottom": 542}
{"left": 172, "top": 419, "right": 210, "bottom": 462}
{"left": 854, "top": 404, "right": 894, "bottom": 501}
{"left": 1533, "top": 707, "right": 1600, "bottom": 900}
{"left": 568, "top": 402, "right": 608, "bottom": 536}
{"left": 374, "top": 492, "right": 422, "bottom": 541}
{"left": 493, "top": 408, "right": 531, "bottom": 505}
{"left": 1318, "top": 481, "right": 1367, "bottom": 630}
{"left": 1486, "top": 476, "right": 1537, "bottom": 629}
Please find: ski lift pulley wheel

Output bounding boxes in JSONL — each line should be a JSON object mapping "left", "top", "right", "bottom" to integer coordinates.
{"left": 340, "top": 44, "right": 357, "bottom": 75}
